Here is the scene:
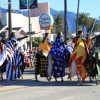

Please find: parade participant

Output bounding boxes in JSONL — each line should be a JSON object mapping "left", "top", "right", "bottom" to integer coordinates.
{"left": 0, "top": 38, "right": 8, "bottom": 80}
{"left": 72, "top": 30, "right": 84, "bottom": 48}
{"left": 86, "top": 34, "right": 94, "bottom": 52}
{"left": 48, "top": 32, "right": 68, "bottom": 82}
{"left": 69, "top": 30, "right": 89, "bottom": 84}
{"left": 39, "top": 33, "right": 52, "bottom": 52}
{"left": 6, "top": 32, "right": 24, "bottom": 81}
{"left": 89, "top": 34, "right": 100, "bottom": 85}
{"left": 0, "top": 46, "right": 8, "bottom": 66}
{"left": 34, "top": 33, "right": 52, "bottom": 81}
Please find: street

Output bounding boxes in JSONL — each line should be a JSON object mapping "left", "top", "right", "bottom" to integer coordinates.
{"left": 0, "top": 68, "right": 100, "bottom": 100}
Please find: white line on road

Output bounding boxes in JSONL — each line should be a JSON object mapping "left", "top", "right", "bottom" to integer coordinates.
{"left": 60, "top": 97, "right": 74, "bottom": 100}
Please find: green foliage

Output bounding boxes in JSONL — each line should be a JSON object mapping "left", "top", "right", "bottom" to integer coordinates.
{"left": 78, "top": 12, "right": 89, "bottom": 33}
{"left": 32, "top": 37, "right": 42, "bottom": 47}
{"left": 27, "top": 37, "right": 42, "bottom": 47}
{"left": 77, "top": 12, "right": 100, "bottom": 34}
{"left": 52, "top": 13, "right": 64, "bottom": 34}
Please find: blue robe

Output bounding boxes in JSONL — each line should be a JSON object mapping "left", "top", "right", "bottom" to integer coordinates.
{"left": 6, "top": 40, "right": 24, "bottom": 81}
{"left": 49, "top": 37, "right": 69, "bottom": 78}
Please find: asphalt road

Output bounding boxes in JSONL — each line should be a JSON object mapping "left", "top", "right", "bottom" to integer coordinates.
{"left": 0, "top": 68, "right": 100, "bottom": 100}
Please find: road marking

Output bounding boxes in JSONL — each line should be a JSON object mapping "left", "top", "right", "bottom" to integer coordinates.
{"left": 0, "top": 81, "right": 61, "bottom": 92}
{"left": 0, "top": 78, "right": 35, "bottom": 88}
{"left": 60, "top": 97, "right": 74, "bottom": 100}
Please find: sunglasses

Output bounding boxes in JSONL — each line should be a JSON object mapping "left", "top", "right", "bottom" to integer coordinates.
{"left": 12, "top": 40, "right": 16, "bottom": 43}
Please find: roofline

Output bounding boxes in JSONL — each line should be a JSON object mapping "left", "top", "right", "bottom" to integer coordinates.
{"left": 0, "top": 25, "right": 8, "bottom": 33}
{"left": 17, "top": 27, "right": 27, "bottom": 33}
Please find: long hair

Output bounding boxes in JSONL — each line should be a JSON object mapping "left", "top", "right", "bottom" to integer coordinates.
{"left": 42, "top": 33, "right": 49, "bottom": 43}
{"left": 56, "top": 32, "right": 61, "bottom": 40}
{"left": 9, "top": 32, "right": 16, "bottom": 40}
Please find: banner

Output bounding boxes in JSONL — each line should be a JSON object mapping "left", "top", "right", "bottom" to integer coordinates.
{"left": 19, "top": 0, "right": 38, "bottom": 9}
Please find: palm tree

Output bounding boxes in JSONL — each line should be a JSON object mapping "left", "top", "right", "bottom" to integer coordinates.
{"left": 78, "top": 12, "right": 89, "bottom": 33}
{"left": 93, "top": 22, "right": 100, "bottom": 32}
{"left": 85, "top": 17, "right": 95, "bottom": 34}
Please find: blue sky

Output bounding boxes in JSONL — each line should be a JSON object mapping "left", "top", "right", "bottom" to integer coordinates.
{"left": 0, "top": 0, "right": 100, "bottom": 19}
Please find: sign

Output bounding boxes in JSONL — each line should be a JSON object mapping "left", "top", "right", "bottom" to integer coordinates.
{"left": 39, "top": 14, "right": 54, "bottom": 30}
{"left": 19, "top": 0, "right": 38, "bottom": 9}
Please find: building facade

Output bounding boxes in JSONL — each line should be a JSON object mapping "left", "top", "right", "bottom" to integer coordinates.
{"left": 1, "top": 2, "right": 50, "bottom": 34}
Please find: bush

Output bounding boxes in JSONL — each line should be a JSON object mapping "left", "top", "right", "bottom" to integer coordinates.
{"left": 27, "top": 37, "right": 42, "bottom": 47}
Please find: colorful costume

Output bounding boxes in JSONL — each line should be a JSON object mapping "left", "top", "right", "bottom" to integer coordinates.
{"left": 34, "top": 38, "right": 51, "bottom": 78}
{"left": 48, "top": 37, "right": 69, "bottom": 78}
{"left": 70, "top": 36, "right": 89, "bottom": 82}
{"left": 6, "top": 38, "right": 24, "bottom": 81}
{"left": 88, "top": 35, "right": 100, "bottom": 85}
{"left": 39, "top": 38, "right": 52, "bottom": 52}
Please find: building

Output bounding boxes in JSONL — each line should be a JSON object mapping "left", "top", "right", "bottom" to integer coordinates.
{"left": 0, "top": 2, "right": 55, "bottom": 47}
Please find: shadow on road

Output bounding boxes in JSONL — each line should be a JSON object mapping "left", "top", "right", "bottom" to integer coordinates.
{"left": 0, "top": 68, "right": 98, "bottom": 87}
{"left": 0, "top": 78, "right": 97, "bottom": 87}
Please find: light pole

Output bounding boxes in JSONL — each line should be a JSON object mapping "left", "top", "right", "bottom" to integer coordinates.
{"left": 76, "top": 0, "right": 80, "bottom": 36}
{"left": 28, "top": 0, "right": 32, "bottom": 50}
{"left": 64, "top": 0, "right": 68, "bottom": 44}
{"left": 8, "top": 0, "right": 12, "bottom": 38}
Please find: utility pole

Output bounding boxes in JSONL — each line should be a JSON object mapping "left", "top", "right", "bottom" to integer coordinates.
{"left": 76, "top": 0, "right": 80, "bottom": 36}
{"left": 28, "top": 0, "right": 32, "bottom": 50}
{"left": 64, "top": 0, "right": 68, "bottom": 44}
{"left": 8, "top": 0, "right": 12, "bottom": 38}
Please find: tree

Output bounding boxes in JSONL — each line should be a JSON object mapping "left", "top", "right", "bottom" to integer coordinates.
{"left": 27, "top": 37, "right": 42, "bottom": 47}
{"left": 85, "top": 17, "right": 95, "bottom": 33}
{"left": 78, "top": 12, "right": 89, "bottom": 33}
{"left": 93, "top": 21, "right": 100, "bottom": 32}
{"left": 51, "top": 22, "right": 56, "bottom": 34}
{"left": 32, "top": 37, "right": 42, "bottom": 47}
{"left": 85, "top": 18, "right": 100, "bottom": 33}
{"left": 53, "top": 13, "right": 64, "bottom": 34}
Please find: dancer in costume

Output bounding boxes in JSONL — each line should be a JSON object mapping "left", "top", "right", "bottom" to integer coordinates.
{"left": 34, "top": 33, "right": 52, "bottom": 81}
{"left": 48, "top": 32, "right": 69, "bottom": 82}
{"left": 69, "top": 30, "right": 89, "bottom": 84}
{"left": 86, "top": 34, "right": 100, "bottom": 85}
{"left": 86, "top": 34, "right": 94, "bottom": 82}
{"left": 0, "top": 37, "right": 8, "bottom": 80}
{"left": 39, "top": 33, "right": 52, "bottom": 52}
{"left": 6, "top": 32, "right": 24, "bottom": 81}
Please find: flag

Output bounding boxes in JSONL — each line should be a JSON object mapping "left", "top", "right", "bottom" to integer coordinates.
{"left": 70, "top": 37, "right": 89, "bottom": 81}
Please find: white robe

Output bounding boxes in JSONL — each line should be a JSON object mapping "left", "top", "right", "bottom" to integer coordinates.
{"left": 0, "top": 50, "right": 8, "bottom": 66}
